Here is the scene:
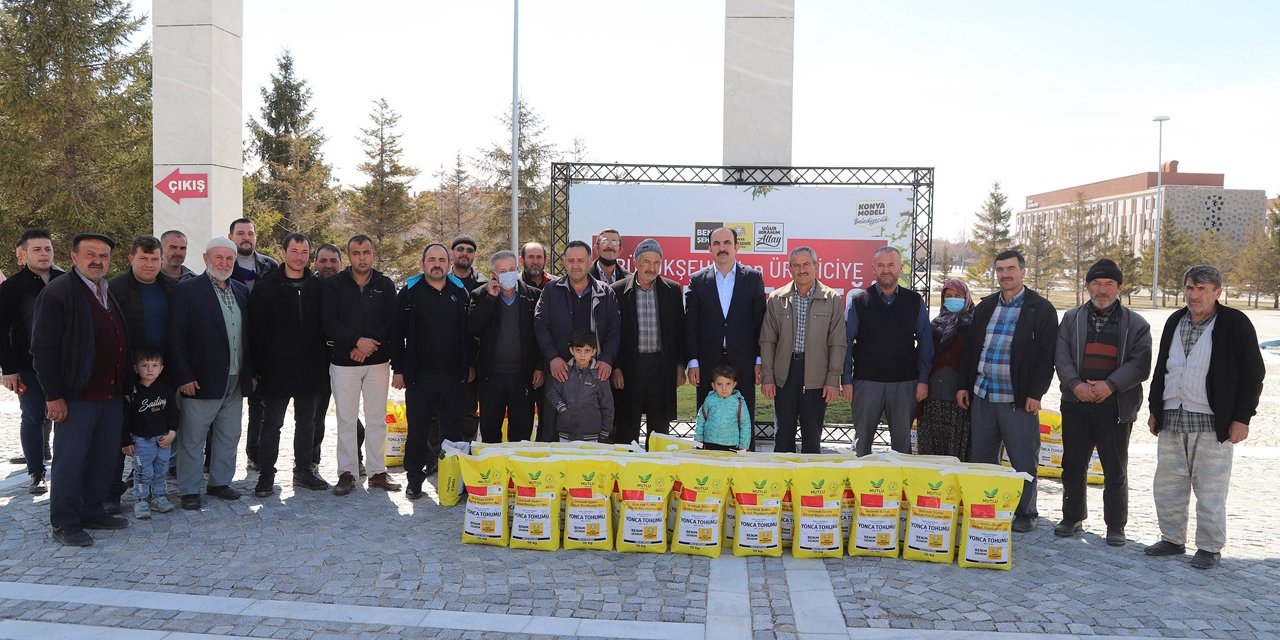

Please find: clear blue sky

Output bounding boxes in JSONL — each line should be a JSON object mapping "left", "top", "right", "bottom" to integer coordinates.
{"left": 130, "top": 0, "right": 1280, "bottom": 240}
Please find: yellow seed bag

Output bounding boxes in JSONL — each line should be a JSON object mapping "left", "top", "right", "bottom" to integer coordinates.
{"left": 507, "top": 457, "right": 566, "bottom": 552}
{"left": 790, "top": 464, "right": 846, "bottom": 559}
{"left": 562, "top": 457, "right": 618, "bottom": 551}
{"left": 845, "top": 462, "right": 903, "bottom": 557}
{"left": 731, "top": 463, "right": 789, "bottom": 557}
{"left": 458, "top": 453, "right": 511, "bottom": 546}
{"left": 647, "top": 432, "right": 697, "bottom": 452}
{"left": 901, "top": 464, "right": 961, "bottom": 563}
{"left": 437, "top": 451, "right": 464, "bottom": 507}
{"left": 615, "top": 459, "right": 675, "bottom": 553}
{"left": 955, "top": 468, "right": 1030, "bottom": 570}
{"left": 670, "top": 461, "right": 733, "bottom": 558}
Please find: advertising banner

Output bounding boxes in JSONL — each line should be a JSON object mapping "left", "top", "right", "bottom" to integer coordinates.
{"left": 567, "top": 183, "right": 915, "bottom": 297}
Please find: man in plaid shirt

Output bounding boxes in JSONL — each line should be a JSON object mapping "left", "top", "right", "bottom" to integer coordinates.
{"left": 959, "top": 249, "right": 1057, "bottom": 532}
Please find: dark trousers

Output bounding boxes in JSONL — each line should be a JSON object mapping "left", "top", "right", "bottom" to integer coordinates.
{"left": 970, "top": 396, "right": 1040, "bottom": 518}
{"left": 260, "top": 392, "right": 320, "bottom": 476}
{"left": 50, "top": 398, "right": 122, "bottom": 527}
{"left": 311, "top": 389, "right": 362, "bottom": 467}
{"left": 245, "top": 392, "right": 265, "bottom": 462}
{"left": 532, "top": 386, "right": 555, "bottom": 442}
{"left": 17, "top": 371, "right": 49, "bottom": 476}
{"left": 1061, "top": 404, "right": 1131, "bottom": 529}
{"left": 478, "top": 371, "right": 535, "bottom": 443}
{"left": 696, "top": 353, "right": 757, "bottom": 450}
{"left": 771, "top": 357, "right": 828, "bottom": 454}
{"left": 462, "top": 378, "right": 480, "bottom": 441}
{"left": 614, "top": 353, "right": 675, "bottom": 446}
{"left": 404, "top": 375, "right": 465, "bottom": 485}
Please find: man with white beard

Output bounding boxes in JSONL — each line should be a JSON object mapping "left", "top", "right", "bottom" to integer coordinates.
{"left": 167, "top": 237, "right": 256, "bottom": 511}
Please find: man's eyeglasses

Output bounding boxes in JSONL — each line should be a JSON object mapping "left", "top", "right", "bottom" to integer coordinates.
{"left": 598, "top": 239, "right": 621, "bottom": 246}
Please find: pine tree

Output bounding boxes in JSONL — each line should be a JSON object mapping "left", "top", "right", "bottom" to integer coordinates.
{"left": 476, "top": 99, "right": 558, "bottom": 251}
{"left": 430, "top": 152, "right": 487, "bottom": 241}
{"left": 246, "top": 50, "right": 336, "bottom": 248}
{"left": 1108, "top": 228, "right": 1143, "bottom": 303}
{"left": 0, "top": 0, "right": 151, "bottom": 274}
{"left": 1154, "top": 208, "right": 1197, "bottom": 306}
{"left": 932, "top": 241, "right": 953, "bottom": 290}
{"left": 1024, "top": 217, "right": 1063, "bottom": 294}
{"left": 965, "top": 181, "right": 1015, "bottom": 291}
{"left": 347, "top": 98, "right": 420, "bottom": 275}
{"left": 1058, "top": 193, "right": 1106, "bottom": 305}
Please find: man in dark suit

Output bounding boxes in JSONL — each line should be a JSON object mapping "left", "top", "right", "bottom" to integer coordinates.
{"left": 610, "top": 238, "right": 685, "bottom": 444}
{"left": 469, "top": 250, "right": 543, "bottom": 444}
{"left": 168, "top": 237, "right": 255, "bottom": 511}
{"left": 684, "top": 227, "right": 766, "bottom": 448}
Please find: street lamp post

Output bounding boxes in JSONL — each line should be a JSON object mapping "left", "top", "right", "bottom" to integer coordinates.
{"left": 510, "top": 0, "right": 520, "bottom": 253}
{"left": 1150, "top": 115, "right": 1170, "bottom": 308}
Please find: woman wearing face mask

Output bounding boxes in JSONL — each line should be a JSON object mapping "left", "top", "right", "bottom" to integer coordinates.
{"left": 918, "top": 279, "right": 974, "bottom": 459}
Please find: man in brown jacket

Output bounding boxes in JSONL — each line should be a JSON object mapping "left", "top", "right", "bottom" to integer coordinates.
{"left": 760, "top": 247, "right": 847, "bottom": 453}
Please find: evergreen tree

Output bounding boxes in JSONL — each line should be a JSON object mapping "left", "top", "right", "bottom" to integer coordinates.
{"left": 246, "top": 50, "right": 336, "bottom": 247}
{"left": 965, "top": 181, "right": 1015, "bottom": 291}
{"left": 347, "top": 98, "right": 420, "bottom": 275}
{"left": 1236, "top": 218, "right": 1280, "bottom": 308}
{"left": 1024, "top": 217, "right": 1063, "bottom": 294}
{"left": 430, "top": 152, "right": 487, "bottom": 241}
{"left": 1107, "top": 228, "right": 1143, "bottom": 303}
{"left": 1154, "top": 208, "right": 1196, "bottom": 306}
{"left": 1058, "top": 193, "right": 1106, "bottom": 305}
{"left": 0, "top": 0, "right": 151, "bottom": 274}
{"left": 931, "top": 241, "right": 953, "bottom": 290}
{"left": 476, "top": 99, "right": 557, "bottom": 251}
{"left": 1194, "top": 230, "right": 1233, "bottom": 302}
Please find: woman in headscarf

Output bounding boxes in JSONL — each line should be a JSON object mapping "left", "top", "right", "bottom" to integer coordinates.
{"left": 918, "top": 279, "right": 974, "bottom": 459}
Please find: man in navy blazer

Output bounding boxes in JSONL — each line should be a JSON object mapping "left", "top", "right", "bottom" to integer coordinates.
{"left": 684, "top": 227, "right": 766, "bottom": 448}
{"left": 168, "top": 237, "right": 255, "bottom": 511}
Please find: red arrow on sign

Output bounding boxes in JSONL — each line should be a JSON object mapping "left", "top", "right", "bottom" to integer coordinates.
{"left": 155, "top": 168, "right": 209, "bottom": 203}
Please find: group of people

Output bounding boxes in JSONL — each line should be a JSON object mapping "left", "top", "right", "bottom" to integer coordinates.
{"left": 0, "top": 224, "right": 1264, "bottom": 570}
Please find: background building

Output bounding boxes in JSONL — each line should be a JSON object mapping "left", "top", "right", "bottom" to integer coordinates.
{"left": 1016, "top": 160, "right": 1267, "bottom": 254}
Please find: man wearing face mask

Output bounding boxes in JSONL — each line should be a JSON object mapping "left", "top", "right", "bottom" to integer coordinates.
{"left": 390, "top": 244, "right": 474, "bottom": 499}
{"left": 469, "top": 250, "right": 543, "bottom": 444}
{"left": 588, "top": 228, "right": 629, "bottom": 285}
{"left": 167, "top": 237, "right": 256, "bottom": 511}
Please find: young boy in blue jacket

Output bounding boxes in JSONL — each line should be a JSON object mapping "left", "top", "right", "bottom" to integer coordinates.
{"left": 695, "top": 365, "right": 752, "bottom": 451}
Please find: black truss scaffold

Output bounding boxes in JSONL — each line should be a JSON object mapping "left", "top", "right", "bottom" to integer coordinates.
{"left": 548, "top": 162, "right": 935, "bottom": 446}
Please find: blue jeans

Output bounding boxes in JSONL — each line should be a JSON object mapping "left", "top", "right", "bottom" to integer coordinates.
{"left": 18, "top": 371, "right": 48, "bottom": 476}
{"left": 131, "top": 435, "right": 171, "bottom": 501}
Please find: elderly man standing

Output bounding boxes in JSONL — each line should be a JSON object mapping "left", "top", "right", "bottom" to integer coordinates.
{"left": 31, "top": 233, "right": 130, "bottom": 545}
{"left": 0, "top": 228, "right": 63, "bottom": 494}
{"left": 534, "top": 240, "right": 621, "bottom": 439}
{"left": 610, "top": 239, "right": 685, "bottom": 445}
{"left": 1054, "top": 259, "right": 1151, "bottom": 545}
{"left": 168, "top": 237, "right": 255, "bottom": 511}
{"left": 762, "top": 247, "right": 846, "bottom": 454}
{"left": 843, "top": 246, "right": 932, "bottom": 456}
{"left": 685, "top": 227, "right": 766, "bottom": 448}
{"left": 1144, "top": 265, "right": 1264, "bottom": 569}
{"left": 958, "top": 249, "right": 1057, "bottom": 533}
{"left": 249, "top": 233, "right": 331, "bottom": 496}
{"left": 469, "top": 250, "right": 543, "bottom": 444}
{"left": 322, "top": 235, "right": 400, "bottom": 496}
{"left": 589, "top": 228, "right": 629, "bottom": 285}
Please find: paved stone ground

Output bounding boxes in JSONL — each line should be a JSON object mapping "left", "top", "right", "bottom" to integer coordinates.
{"left": 0, "top": 307, "right": 1276, "bottom": 639}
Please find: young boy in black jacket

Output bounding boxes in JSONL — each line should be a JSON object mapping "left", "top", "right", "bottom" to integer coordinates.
{"left": 121, "top": 346, "right": 177, "bottom": 519}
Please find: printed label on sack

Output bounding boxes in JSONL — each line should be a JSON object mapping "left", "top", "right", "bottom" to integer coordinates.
{"left": 565, "top": 495, "right": 608, "bottom": 542}
{"left": 736, "top": 504, "right": 780, "bottom": 549}
{"left": 463, "top": 493, "right": 505, "bottom": 539}
{"left": 906, "top": 505, "right": 955, "bottom": 554}
{"left": 622, "top": 500, "right": 666, "bottom": 546}
{"left": 676, "top": 501, "right": 721, "bottom": 548}
{"left": 796, "top": 502, "right": 841, "bottom": 552}
{"left": 854, "top": 499, "right": 900, "bottom": 551}
{"left": 963, "top": 516, "right": 1011, "bottom": 565}
{"left": 511, "top": 496, "right": 553, "bottom": 542}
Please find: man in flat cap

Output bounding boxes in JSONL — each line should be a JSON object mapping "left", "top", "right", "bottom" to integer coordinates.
{"left": 168, "top": 236, "right": 255, "bottom": 511}
{"left": 1054, "top": 258, "right": 1151, "bottom": 546}
{"left": 31, "top": 232, "right": 130, "bottom": 546}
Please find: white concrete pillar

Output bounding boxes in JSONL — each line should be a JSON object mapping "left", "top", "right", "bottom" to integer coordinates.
{"left": 152, "top": 0, "right": 243, "bottom": 269}
{"left": 723, "top": 0, "right": 794, "bottom": 168}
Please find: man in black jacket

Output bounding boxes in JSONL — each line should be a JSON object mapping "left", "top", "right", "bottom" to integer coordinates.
{"left": 106, "top": 235, "right": 176, "bottom": 510}
{"left": 321, "top": 235, "right": 401, "bottom": 496}
{"left": 31, "top": 233, "right": 131, "bottom": 546}
{"left": 449, "top": 235, "right": 485, "bottom": 441}
{"left": 0, "top": 228, "right": 63, "bottom": 493}
{"left": 249, "top": 233, "right": 331, "bottom": 496}
{"left": 390, "top": 244, "right": 474, "bottom": 498}
{"left": 1144, "top": 265, "right": 1264, "bottom": 569}
{"left": 588, "top": 228, "right": 629, "bottom": 285}
{"left": 228, "top": 218, "right": 277, "bottom": 473}
{"left": 469, "top": 250, "right": 542, "bottom": 444}
{"left": 958, "top": 249, "right": 1057, "bottom": 532}
{"left": 610, "top": 239, "right": 684, "bottom": 444}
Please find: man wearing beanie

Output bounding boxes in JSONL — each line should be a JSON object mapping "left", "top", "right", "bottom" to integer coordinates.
{"left": 609, "top": 238, "right": 685, "bottom": 444}
{"left": 1053, "top": 258, "right": 1151, "bottom": 546}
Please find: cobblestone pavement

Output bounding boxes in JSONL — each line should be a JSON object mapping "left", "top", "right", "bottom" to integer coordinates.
{"left": 0, "top": 308, "right": 1275, "bottom": 639}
